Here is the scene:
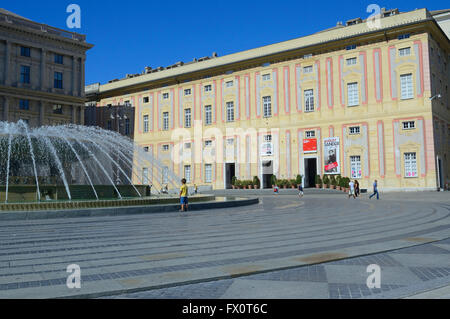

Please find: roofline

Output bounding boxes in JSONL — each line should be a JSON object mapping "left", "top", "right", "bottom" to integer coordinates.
{"left": 89, "top": 8, "right": 448, "bottom": 98}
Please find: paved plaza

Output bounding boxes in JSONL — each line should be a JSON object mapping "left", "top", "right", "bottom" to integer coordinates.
{"left": 0, "top": 190, "right": 449, "bottom": 298}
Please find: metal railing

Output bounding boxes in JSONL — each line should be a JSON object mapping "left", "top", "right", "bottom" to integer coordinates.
{"left": 0, "top": 11, "right": 86, "bottom": 42}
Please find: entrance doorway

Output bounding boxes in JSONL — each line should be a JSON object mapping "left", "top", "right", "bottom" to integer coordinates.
{"left": 438, "top": 157, "right": 444, "bottom": 190}
{"left": 225, "top": 163, "right": 235, "bottom": 189}
{"left": 304, "top": 158, "right": 317, "bottom": 188}
{"left": 262, "top": 160, "right": 273, "bottom": 189}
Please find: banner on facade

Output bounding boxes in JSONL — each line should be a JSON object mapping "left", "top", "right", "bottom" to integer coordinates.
{"left": 260, "top": 142, "right": 273, "bottom": 156}
{"left": 323, "top": 137, "right": 340, "bottom": 174}
{"left": 303, "top": 139, "right": 317, "bottom": 153}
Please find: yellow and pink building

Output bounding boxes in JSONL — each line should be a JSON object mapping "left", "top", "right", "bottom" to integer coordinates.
{"left": 87, "top": 8, "right": 450, "bottom": 191}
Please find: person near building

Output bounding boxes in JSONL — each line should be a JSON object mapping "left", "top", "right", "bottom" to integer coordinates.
{"left": 179, "top": 179, "right": 189, "bottom": 212}
{"left": 348, "top": 180, "right": 356, "bottom": 199}
{"left": 369, "top": 180, "right": 380, "bottom": 200}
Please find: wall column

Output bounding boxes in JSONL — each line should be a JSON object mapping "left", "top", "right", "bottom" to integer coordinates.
{"left": 4, "top": 41, "right": 11, "bottom": 86}
{"left": 40, "top": 49, "right": 46, "bottom": 90}
{"left": 3, "top": 96, "right": 9, "bottom": 121}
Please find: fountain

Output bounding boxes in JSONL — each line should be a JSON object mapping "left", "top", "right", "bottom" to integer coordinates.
{"left": 0, "top": 120, "right": 182, "bottom": 205}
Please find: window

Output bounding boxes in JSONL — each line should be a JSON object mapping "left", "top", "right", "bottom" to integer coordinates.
{"left": 400, "top": 73, "right": 413, "bottom": 99}
{"left": 350, "top": 156, "right": 362, "bottom": 179}
{"left": 54, "top": 54, "right": 63, "bottom": 64}
{"left": 143, "top": 115, "right": 149, "bottom": 133}
{"left": 20, "top": 46, "right": 30, "bottom": 57}
{"left": 262, "top": 74, "right": 271, "bottom": 81}
{"left": 226, "top": 81, "right": 233, "bottom": 88}
{"left": 346, "top": 57, "right": 357, "bottom": 66}
{"left": 204, "top": 85, "right": 212, "bottom": 92}
{"left": 305, "top": 131, "right": 315, "bottom": 138}
{"left": 404, "top": 152, "right": 417, "bottom": 177}
{"left": 204, "top": 140, "right": 212, "bottom": 147}
{"left": 399, "top": 47, "right": 411, "bottom": 57}
{"left": 124, "top": 100, "right": 131, "bottom": 106}
{"left": 204, "top": 105, "right": 212, "bottom": 125}
{"left": 226, "top": 101, "right": 234, "bottom": 122}
{"left": 402, "top": 121, "right": 415, "bottom": 130}
{"left": 304, "top": 89, "right": 314, "bottom": 112}
{"left": 227, "top": 138, "right": 234, "bottom": 145}
{"left": 142, "top": 168, "right": 149, "bottom": 185}
{"left": 162, "top": 166, "right": 169, "bottom": 184}
{"left": 184, "top": 165, "right": 191, "bottom": 183}
{"left": 53, "top": 104, "right": 63, "bottom": 114}
{"left": 143, "top": 97, "right": 149, "bottom": 103}
{"left": 20, "top": 65, "right": 30, "bottom": 84}
{"left": 143, "top": 147, "right": 149, "bottom": 152}
{"left": 163, "top": 93, "right": 169, "bottom": 99}
{"left": 347, "top": 82, "right": 359, "bottom": 106}
{"left": 107, "top": 120, "right": 112, "bottom": 130}
{"left": 19, "top": 99, "right": 29, "bottom": 110}
{"left": 303, "top": 54, "right": 313, "bottom": 59}
{"left": 398, "top": 33, "right": 410, "bottom": 40}
{"left": 162, "top": 144, "right": 169, "bottom": 151}
{"left": 125, "top": 119, "right": 130, "bottom": 135}
{"left": 184, "top": 89, "right": 191, "bottom": 96}
{"left": 264, "top": 135, "right": 272, "bottom": 142}
{"left": 263, "top": 96, "right": 272, "bottom": 118}
{"left": 349, "top": 126, "right": 360, "bottom": 135}
{"left": 184, "top": 143, "right": 191, "bottom": 149}
{"left": 205, "top": 164, "right": 212, "bottom": 183}
{"left": 163, "top": 112, "right": 169, "bottom": 130}
{"left": 54, "top": 72, "right": 63, "bottom": 89}
{"left": 346, "top": 44, "right": 357, "bottom": 50}
{"left": 184, "top": 108, "right": 191, "bottom": 128}
{"left": 303, "top": 66, "right": 313, "bottom": 73}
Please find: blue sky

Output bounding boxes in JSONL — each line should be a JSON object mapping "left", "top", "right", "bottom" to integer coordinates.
{"left": 3, "top": 1, "right": 447, "bottom": 85}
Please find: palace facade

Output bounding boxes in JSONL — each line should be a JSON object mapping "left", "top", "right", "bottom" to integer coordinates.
{"left": 87, "top": 8, "right": 450, "bottom": 191}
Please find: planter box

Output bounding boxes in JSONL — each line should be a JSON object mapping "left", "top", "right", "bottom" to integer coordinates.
{"left": 254, "top": 185, "right": 259, "bottom": 189}
{"left": 316, "top": 184, "right": 320, "bottom": 188}
{"left": 323, "top": 185, "right": 328, "bottom": 189}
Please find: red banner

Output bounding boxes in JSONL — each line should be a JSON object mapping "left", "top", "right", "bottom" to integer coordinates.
{"left": 303, "top": 139, "right": 317, "bottom": 153}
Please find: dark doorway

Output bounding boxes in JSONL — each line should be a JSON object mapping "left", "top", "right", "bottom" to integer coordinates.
{"left": 262, "top": 160, "right": 273, "bottom": 189}
{"left": 304, "top": 158, "right": 317, "bottom": 188}
{"left": 225, "top": 163, "right": 235, "bottom": 189}
{"left": 438, "top": 158, "right": 444, "bottom": 190}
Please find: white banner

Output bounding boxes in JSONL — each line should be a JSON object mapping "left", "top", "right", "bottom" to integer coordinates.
{"left": 323, "top": 137, "right": 340, "bottom": 174}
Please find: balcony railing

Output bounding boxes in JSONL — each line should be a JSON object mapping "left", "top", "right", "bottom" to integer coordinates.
{"left": 0, "top": 11, "right": 87, "bottom": 42}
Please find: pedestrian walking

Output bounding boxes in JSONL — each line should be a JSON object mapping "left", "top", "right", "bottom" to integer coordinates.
{"left": 194, "top": 184, "right": 198, "bottom": 195}
{"left": 369, "top": 180, "right": 380, "bottom": 200}
{"left": 354, "top": 180, "right": 360, "bottom": 197}
{"left": 179, "top": 179, "right": 189, "bottom": 212}
{"left": 348, "top": 180, "right": 356, "bottom": 199}
{"left": 274, "top": 185, "right": 279, "bottom": 194}
{"left": 298, "top": 183, "right": 304, "bottom": 198}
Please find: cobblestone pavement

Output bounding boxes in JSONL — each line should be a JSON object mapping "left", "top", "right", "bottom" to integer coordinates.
{"left": 0, "top": 190, "right": 449, "bottom": 298}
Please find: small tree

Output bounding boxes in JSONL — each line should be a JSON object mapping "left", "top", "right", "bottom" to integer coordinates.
{"left": 271, "top": 175, "right": 277, "bottom": 187}
{"left": 253, "top": 176, "right": 260, "bottom": 189}
{"left": 315, "top": 175, "right": 322, "bottom": 187}
{"left": 330, "top": 175, "right": 337, "bottom": 189}
{"left": 323, "top": 175, "right": 330, "bottom": 188}
{"left": 296, "top": 174, "right": 303, "bottom": 186}
{"left": 231, "top": 176, "right": 237, "bottom": 186}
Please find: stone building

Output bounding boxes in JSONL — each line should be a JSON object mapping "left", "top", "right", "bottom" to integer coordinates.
{"left": 0, "top": 8, "right": 93, "bottom": 127}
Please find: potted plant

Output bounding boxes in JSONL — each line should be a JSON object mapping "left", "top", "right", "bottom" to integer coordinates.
{"left": 296, "top": 175, "right": 303, "bottom": 187}
{"left": 335, "top": 175, "right": 341, "bottom": 190}
{"left": 271, "top": 175, "right": 277, "bottom": 188}
{"left": 315, "top": 175, "right": 322, "bottom": 188}
{"left": 231, "top": 176, "right": 237, "bottom": 189}
{"left": 289, "top": 179, "right": 298, "bottom": 188}
{"left": 235, "top": 180, "right": 242, "bottom": 189}
{"left": 247, "top": 180, "right": 253, "bottom": 189}
{"left": 253, "top": 176, "right": 260, "bottom": 189}
{"left": 330, "top": 175, "right": 337, "bottom": 189}
{"left": 322, "top": 175, "right": 329, "bottom": 188}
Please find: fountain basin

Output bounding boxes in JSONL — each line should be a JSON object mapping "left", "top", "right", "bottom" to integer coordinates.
{"left": 0, "top": 195, "right": 259, "bottom": 220}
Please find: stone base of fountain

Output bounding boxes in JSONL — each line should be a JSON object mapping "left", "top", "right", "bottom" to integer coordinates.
{"left": 0, "top": 194, "right": 216, "bottom": 212}
{"left": 0, "top": 184, "right": 150, "bottom": 202}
